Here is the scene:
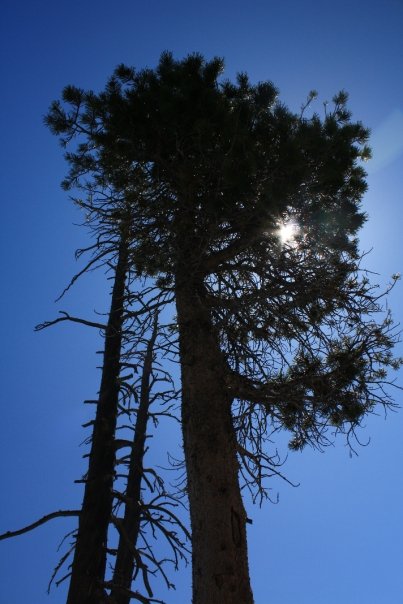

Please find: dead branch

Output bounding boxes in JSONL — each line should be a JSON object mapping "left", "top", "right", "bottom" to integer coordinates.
{"left": 0, "top": 510, "right": 80, "bottom": 541}
{"left": 35, "top": 311, "right": 107, "bottom": 332}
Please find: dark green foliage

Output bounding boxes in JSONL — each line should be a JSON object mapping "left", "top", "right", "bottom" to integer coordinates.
{"left": 46, "top": 51, "right": 401, "bottom": 503}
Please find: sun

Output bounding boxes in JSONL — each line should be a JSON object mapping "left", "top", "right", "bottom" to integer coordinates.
{"left": 277, "top": 220, "right": 299, "bottom": 244}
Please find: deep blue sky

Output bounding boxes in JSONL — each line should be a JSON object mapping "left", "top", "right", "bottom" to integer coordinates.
{"left": 1, "top": 1, "right": 402, "bottom": 603}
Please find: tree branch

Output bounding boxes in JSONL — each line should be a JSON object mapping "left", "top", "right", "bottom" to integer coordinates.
{"left": 203, "top": 223, "right": 266, "bottom": 274}
{"left": 35, "top": 311, "right": 107, "bottom": 332}
{"left": 0, "top": 510, "right": 80, "bottom": 541}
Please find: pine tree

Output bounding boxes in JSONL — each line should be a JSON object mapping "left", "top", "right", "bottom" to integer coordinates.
{"left": 45, "top": 52, "right": 401, "bottom": 604}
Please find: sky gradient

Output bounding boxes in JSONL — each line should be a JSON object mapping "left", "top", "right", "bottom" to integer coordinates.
{"left": 1, "top": 1, "right": 402, "bottom": 603}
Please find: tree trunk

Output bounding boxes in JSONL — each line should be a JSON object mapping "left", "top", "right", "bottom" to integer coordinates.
{"left": 110, "top": 316, "right": 158, "bottom": 604}
{"left": 67, "top": 238, "right": 128, "bottom": 604}
{"left": 175, "top": 275, "right": 254, "bottom": 604}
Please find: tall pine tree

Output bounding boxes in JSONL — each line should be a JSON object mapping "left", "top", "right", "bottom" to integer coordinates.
{"left": 45, "top": 52, "right": 401, "bottom": 604}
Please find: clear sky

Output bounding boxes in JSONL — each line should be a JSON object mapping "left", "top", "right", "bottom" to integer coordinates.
{"left": 1, "top": 1, "right": 402, "bottom": 603}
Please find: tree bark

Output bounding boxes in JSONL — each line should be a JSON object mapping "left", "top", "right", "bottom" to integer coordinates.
{"left": 175, "top": 275, "right": 254, "bottom": 604}
{"left": 110, "top": 316, "right": 158, "bottom": 604}
{"left": 67, "top": 237, "right": 128, "bottom": 604}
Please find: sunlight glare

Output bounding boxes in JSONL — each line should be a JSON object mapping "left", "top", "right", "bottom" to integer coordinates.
{"left": 277, "top": 221, "right": 299, "bottom": 244}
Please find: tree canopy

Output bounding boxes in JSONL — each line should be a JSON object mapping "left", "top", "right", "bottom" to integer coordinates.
{"left": 47, "top": 51, "right": 398, "bottom": 449}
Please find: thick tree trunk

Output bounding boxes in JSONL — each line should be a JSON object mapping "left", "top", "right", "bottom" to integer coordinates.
{"left": 110, "top": 317, "right": 158, "bottom": 604}
{"left": 176, "top": 276, "right": 254, "bottom": 604}
{"left": 67, "top": 238, "right": 128, "bottom": 604}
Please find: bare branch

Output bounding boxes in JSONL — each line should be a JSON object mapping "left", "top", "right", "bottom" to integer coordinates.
{"left": 0, "top": 510, "right": 80, "bottom": 541}
{"left": 35, "top": 311, "right": 107, "bottom": 332}
{"left": 55, "top": 247, "right": 111, "bottom": 301}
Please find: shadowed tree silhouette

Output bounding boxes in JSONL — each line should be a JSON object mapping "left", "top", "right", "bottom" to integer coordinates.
{"left": 8, "top": 51, "right": 400, "bottom": 604}
{"left": 0, "top": 187, "right": 188, "bottom": 603}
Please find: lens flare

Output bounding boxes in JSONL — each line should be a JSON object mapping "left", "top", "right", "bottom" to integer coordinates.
{"left": 277, "top": 221, "right": 299, "bottom": 244}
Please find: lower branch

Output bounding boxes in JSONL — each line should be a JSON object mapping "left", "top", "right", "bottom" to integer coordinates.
{"left": 0, "top": 510, "right": 80, "bottom": 541}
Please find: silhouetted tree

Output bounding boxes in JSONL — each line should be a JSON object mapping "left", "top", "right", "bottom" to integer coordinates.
{"left": 0, "top": 189, "right": 187, "bottom": 603}
{"left": 109, "top": 312, "right": 189, "bottom": 604}
{"left": 40, "top": 192, "right": 187, "bottom": 603}
{"left": 43, "top": 52, "right": 401, "bottom": 604}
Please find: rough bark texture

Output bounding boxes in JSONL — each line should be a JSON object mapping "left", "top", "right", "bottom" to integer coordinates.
{"left": 176, "top": 273, "right": 254, "bottom": 604}
{"left": 110, "top": 317, "right": 158, "bottom": 604}
{"left": 67, "top": 238, "right": 128, "bottom": 604}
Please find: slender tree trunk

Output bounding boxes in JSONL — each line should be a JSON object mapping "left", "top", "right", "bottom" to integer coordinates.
{"left": 67, "top": 238, "right": 128, "bottom": 604}
{"left": 110, "top": 316, "right": 158, "bottom": 604}
{"left": 175, "top": 274, "right": 254, "bottom": 604}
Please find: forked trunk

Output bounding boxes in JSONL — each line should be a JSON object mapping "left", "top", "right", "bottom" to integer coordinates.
{"left": 176, "top": 276, "right": 254, "bottom": 604}
{"left": 67, "top": 238, "right": 128, "bottom": 604}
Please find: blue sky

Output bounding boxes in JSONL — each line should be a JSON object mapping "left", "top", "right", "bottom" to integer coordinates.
{"left": 1, "top": 1, "right": 402, "bottom": 602}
